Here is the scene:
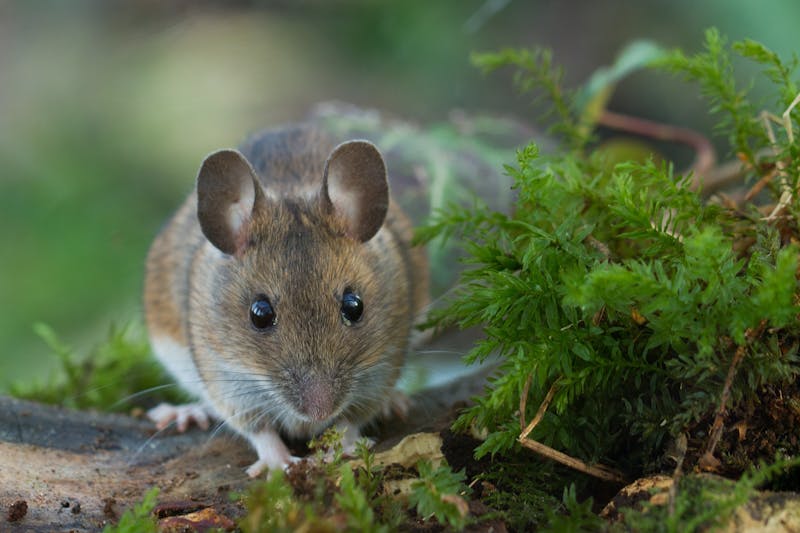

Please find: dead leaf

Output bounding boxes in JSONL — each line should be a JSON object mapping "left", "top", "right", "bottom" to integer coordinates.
{"left": 349, "top": 432, "right": 444, "bottom": 470}
{"left": 631, "top": 308, "right": 647, "bottom": 325}
{"left": 733, "top": 420, "right": 748, "bottom": 441}
{"left": 158, "top": 507, "right": 235, "bottom": 532}
{"left": 698, "top": 451, "right": 722, "bottom": 472}
{"left": 441, "top": 493, "right": 470, "bottom": 518}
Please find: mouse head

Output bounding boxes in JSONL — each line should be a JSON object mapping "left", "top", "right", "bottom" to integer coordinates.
{"left": 193, "top": 140, "right": 409, "bottom": 434}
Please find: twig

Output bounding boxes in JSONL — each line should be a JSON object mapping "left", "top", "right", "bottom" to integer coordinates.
{"left": 517, "top": 379, "right": 628, "bottom": 484}
{"left": 519, "top": 380, "right": 558, "bottom": 440}
{"left": 518, "top": 438, "right": 628, "bottom": 483}
{"left": 667, "top": 433, "right": 688, "bottom": 518}
{"left": 598, "top": 110, "right": 716, "bottom": 191}
{"left": 745, "top": 167, "right": 778, "bottom": 201}
{"left": 702, "top": 344, "right": 747, "bottom": 463}
{"left": 519, "top": 373, "right": 533, "bottom": 431}
{"left": 704, "top": 158, "right": 749, "bottom": 196}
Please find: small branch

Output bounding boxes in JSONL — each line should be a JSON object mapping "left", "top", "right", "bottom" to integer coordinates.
{"left": 517, "top": 378, "right": 627, "bottom": 484}
{"left": 667, "top": 433, "right": 688, "bottom": 518}
{"left": 701, "top": 344, "right": 747, "bottom": 464}
{"left": 598, "top": 110, "right": 716, "bottom": 191}
{"left": 745, "top": 167, "right": 778, "bottom": 201}
{"left": 519, "top": 373, "right": 533, "bottom": 431}
{"left": 519, "top": 380, "right": 558, "bottom": 440}
{"left": 517, "top": 438, "right": 628, "bottom": 484}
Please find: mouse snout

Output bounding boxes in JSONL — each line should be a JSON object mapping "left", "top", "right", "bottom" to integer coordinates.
{"left": 295, "top": 374, "right": 338, "bottom": 422}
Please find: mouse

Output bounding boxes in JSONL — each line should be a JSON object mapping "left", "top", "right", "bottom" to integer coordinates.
{"left": 143, "top": 123, "right": 429, "bottom": 477}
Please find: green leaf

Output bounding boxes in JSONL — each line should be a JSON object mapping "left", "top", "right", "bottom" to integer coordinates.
{"left": 577, "top": 40, "right": 668, "bottom": 131}
{"left": 410, "top": 460, "right": 469, "bottom": 530}
{"left": 103, "top": 488, "right": 159, "bottom": 533}
{"left": 336, "top": 465, "right": 388, "bottom": 533}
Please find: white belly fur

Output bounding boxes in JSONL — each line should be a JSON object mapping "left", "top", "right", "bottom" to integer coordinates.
{"left": 151, "top": 335, "right": 209, "bottom": 403}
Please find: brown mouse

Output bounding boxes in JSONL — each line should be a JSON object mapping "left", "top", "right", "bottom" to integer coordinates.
{"left": 144, "top": 124, "right": 428, "bottom": 476}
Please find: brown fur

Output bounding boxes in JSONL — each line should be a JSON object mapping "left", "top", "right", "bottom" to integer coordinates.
{"left": 144, "top": 124, "right": 428, "bottom": 439}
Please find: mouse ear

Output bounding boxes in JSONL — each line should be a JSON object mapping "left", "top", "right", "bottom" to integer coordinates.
{"left": 322, "top": 140, "right": 389, "bottom": 242}
{"left": 197, "top": 149, "right": 261, "bottom": 255}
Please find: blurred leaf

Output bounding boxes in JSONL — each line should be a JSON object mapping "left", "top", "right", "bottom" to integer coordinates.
{"left": 577, "top": 40, "right": 668, "bottom": 132}
{"left": 10, "top": 322, "right": 180, "bottom": 412}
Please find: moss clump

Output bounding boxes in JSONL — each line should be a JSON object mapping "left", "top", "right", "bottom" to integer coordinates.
{"left": 418, "top": 26, "right": 800, "bottom": 494}
{"left": 10, "top": 322, "right": 181, "bottom": 412}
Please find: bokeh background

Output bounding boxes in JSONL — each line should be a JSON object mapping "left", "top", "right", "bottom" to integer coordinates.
{"left": 2, "top": 0, "right": 799, "bottom": 387}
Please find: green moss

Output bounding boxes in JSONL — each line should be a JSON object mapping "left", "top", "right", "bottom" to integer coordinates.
{"left": 410, "top": 460, "right": 470, "bottom": 529}
{"left": 102, "top": 487, "right": 159, "bottom": 533}
{"left": 477, "top": 459, "right": 564, "bottom": 530}
{"left": 418, "top": 27, "right": 800, "bottom": 528}
{"left": 9, "top": 322, "right": 182, "bottom": 411}
{"left": 240, "top": 428, "right": 471, "bottom": 531}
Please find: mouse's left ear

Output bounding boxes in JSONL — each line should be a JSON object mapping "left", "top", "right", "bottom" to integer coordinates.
{"left": 322, "top": 140, "right": 389, "bottom": 242}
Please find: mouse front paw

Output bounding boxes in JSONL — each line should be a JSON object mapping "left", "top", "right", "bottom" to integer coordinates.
{"left": 246, "top": 454, "right": 302, "bottom": 478}
{"left": 147, "top": 402, "right": 212, "bottom": 432}
{"left": 245, "top": 428, "right": 298, "bottom": 478}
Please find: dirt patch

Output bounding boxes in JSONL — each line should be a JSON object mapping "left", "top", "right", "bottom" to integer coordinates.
{"left": 440, "top": 428, "right": 492, "bottom": 479}
{"left": 102, "top": 497, "right": 118, "bottom": 520}
{"left": 684, "top": 380, "right": 800, "bottom": 476}
{"left": 6, "top": 499, "right": 28, "bottom": 522}
{"left": 153, "top": 500, "right": 207, "bottom": 518}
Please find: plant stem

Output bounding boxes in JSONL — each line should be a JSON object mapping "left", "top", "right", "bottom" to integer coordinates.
{"left": 701, "top": 344, "right": 747, "bottom": 465}
{"left": 517, "top": 438, "right": 628, "bottom": 483}
{"left": 518, "top": 378, "right": 627, "bottom": 483}
{"left": 519, "top": 379, "right": 558, "bottom": 440}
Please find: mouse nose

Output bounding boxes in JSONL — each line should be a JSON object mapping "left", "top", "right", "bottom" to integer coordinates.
{"left": 296, "top": 375, "right": 337, "bottom": 421}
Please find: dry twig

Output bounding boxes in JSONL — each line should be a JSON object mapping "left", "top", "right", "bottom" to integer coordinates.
{"left": 667, "top": 433, "right": 688, "bottom": 518}
{"left": 700, "top": 343, "right": 748, "bottom": 469}
{"left": 598, "top": 110, "right": 716, "bottom": 190}
{"left": 517, "top": 378, "right": 628, "bottom": 484}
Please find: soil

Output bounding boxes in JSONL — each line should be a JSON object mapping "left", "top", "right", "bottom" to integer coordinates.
{"left": 684, "top": 379, "right": 800, "bottom": 480}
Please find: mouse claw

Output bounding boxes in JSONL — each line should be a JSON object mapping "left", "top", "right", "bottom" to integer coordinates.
{"left": 147, "top": 402, "right": 212, "bottom": 432}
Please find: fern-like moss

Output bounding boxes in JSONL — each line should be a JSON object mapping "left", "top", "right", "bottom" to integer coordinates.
{"left": 421, "top": 28, "right": 800, "bottom": 478}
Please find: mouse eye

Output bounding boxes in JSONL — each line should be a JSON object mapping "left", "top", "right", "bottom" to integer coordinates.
{"left": 340, "top": 288, "right": 363, "bottom": 326}
{"left": 250, "top": 295, "right": 277, "bottom": 330}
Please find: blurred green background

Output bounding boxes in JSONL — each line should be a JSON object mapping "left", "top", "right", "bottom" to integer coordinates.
{"left": 1, "top": 0, "right": 799, "bottom": 388}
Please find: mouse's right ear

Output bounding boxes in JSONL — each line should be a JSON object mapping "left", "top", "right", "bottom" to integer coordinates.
{"left": 197, "top": 149, "right": 262, "bottom": 255}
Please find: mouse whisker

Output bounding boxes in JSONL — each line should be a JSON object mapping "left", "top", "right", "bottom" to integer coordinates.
{"left": 110, "top": 383, "right": 184, "bottom": 410}
{"left": 411, "top": 348, "right": 465, "bottom": 356}
{"left": 127, "top": 419, "right": 179, "bottom": 467}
